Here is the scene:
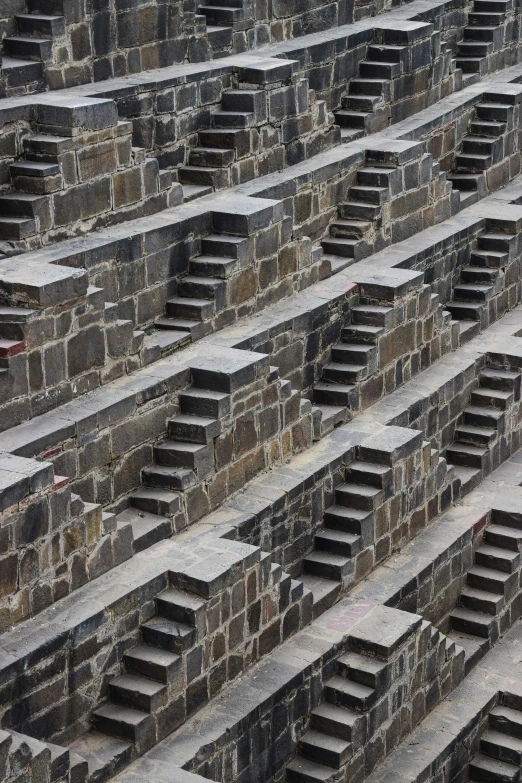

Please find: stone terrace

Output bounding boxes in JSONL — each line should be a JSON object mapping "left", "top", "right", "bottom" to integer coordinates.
{"left": 5, "top": 2, "right": 522, "bottom": 783}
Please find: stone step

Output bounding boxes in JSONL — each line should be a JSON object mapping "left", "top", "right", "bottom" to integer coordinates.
{"left": 167, "top": 414, "right": 220, "bottom": 444}
{"left": 481, "top": 368, "right": 521, "bottom": 394}
{"left": 453, "top": 465, "right": 482, "bottom": 494}
{"left": 471, "top": 387, "right": 513, "bottom": 409}
{"left": 154, "top": 440, "right": 213, "bottom": 474}
{"left": 109, "top": 674, "right": 167, "bottom": 713}
{"left": 142, "top": 464, "right": 197, "bottom": 491}
{"left": 450, "top": 606, "right": 495, "bottom": 638}
{"left": 154, "top": 318, "right": 206, "bottom": 340}
{"left": 3, "top": 35, "right": 53, "bottom": 61}
{"left": 480, "top": 730, "right": 522, "bottom": 765}
{"left": 342, "top": 323, "right": 384, "bottom": 344}
{"left": 468, "top": 753, "right": 519, "bottom": 783}
{"left": 324, "top": 505, "right": 374, "bottom": 542}
{"left": 343, "top": 94, "right": 384, "bottom": 112}
{"left": 469, "top": 9, "right": 506, "bottom": 23}
{"left": 463, "top": 24, "right": 501, "bottom": 42}
{"left": 337, "top": 651, "right": 389, "bottom": 691}
{"left": 446, "top": 441, "right": 488, "bottom": 469}
{"left": 338, "top": 200, "right": 381, "bottom": 221}
{"left": 478, "top": 232, "right": 515, "bottom": 254}
{"left": 356, "top": 165, "right": 396, "bottom": 187}
{"left": 471, "top": 249, "right": 508, "bottom": 268}
{"left": 180, "top": 387, "right": 230, "bottom": 418}
{"left": 484, "top": 524, "right": 522, "bottom": 551}
{"left": 313, "top": 382, "right": 359, "bottom": 408}
{"left": 348, "top": 185, "right": 389, "bottom": 204}
{"left": 310, "top": 702, "right": 360, "bottom": 742}
{"left": 92, "top": 704, "right": 154, "bottom": 745}
{"left": 182, "top": 184, "right": 213, "bottom": 202}
{"left": 462, "top": 134, "right": 502, "bottom": 157}
{"left": 469, "top": 118, "right": 505, "bottom": 136}
{"left": 0, "top": 192, "right": 48, "bottom": 218}
{"left": 0, "top": 56, "right": 44, "bottom": 88}
{"left": 221, "top": 89, "right": 266, "bottom": 116}
{"left": 335, "top": 482, "right": 383, "bottom": 510}
{"left": 457, "top": 40, "right": 493, "bottom": 56}
{"left": 212, "top": 110, "right": 256, "bottom": 128}
{"left": 489, "top": 705, "right": 522, "bottom": 739}
{"left": 329, "top": 217, "right": 373, "bottom": 239}
{"left": 69, "top": 731, "right": 132, "bottom": 783}
{"left": 286, "top": 755, "right": 338, "bottom": 782}
{"left": 321, "top": 236, "right": 364, "bottom": 259}
{"left": 190, "top": 255, "right": 237, "bottom": 279}
{"left": 359, "top": 60, "right": 401, "bottom": 79}
{"left": 16, "top": 13, "right": 65, "bottom": 37}
{"left": 332, "top": 342, "right": 377, "bottom": 366}
{"left": 141, "top": 616, "right": 197, "bottom": 653}
{"left": 207, "top": 26, "right": 233, "bottom": 52}
{"left": 463, "top": 405, "right": 503, "bottom": 431}
{"left": 455, "top": 153, "right": 492, "bottom": 171}
{"left": 299, "top": 730, "right": 352, "bottom": 768}
{"left": 351, "top": 304, "right": 394, "bottom": 327}
{"left": 303, "top": 551, "right": 352, "bottom": 580}
{"left": 367, "top": 43, "right": 409, "bottom": 64}
{"left": 454, "top": 56, "right": 486, "bottom": 74}
{"left": 0, "top": 216, "right": 37, "bottom": 240}
{"left": 130, "top": 488, "right": 181, "bottom": 517}
{"left": 201, "top": 233, "right": 249, "bottom": 259}
{"left": 124, "top": 645, "right": 181, "bottom": 684}
{"left": 475, "top": 544, "right": 520, "bottom": 573}
{"left": 454, "top": 423, "right": 497, "bottom": 446}
{"left": 156, "top": 588, "right": 205, "bottom": 625}
{"left": 334, "top": 110, "right": 371, "bottom": 130}
{"left": 349, "top": 77, "right": 389, "bottom": 96}
{"left": 459, "top": 585, "right": 504, "bottom": 615}
{"left": 345, "top": 460, "right": 393, "bottom": 492}
{"left": 453, "top": 283, "right": 494, "bottom": 301}
{"left": 324, "top": 674, "right": 377, "bottom": 711}
{"left": 461, "top": 266, "right": 499, "bottom": 284}
{"left": 467, "top": 564, "right": 516, "bottom": 595}
{"left": 299, "top": 574, "right": 342, "bottom": 617}
{"left": 198, "top": 128, "right": 251, "bottom": 154}
{"left": 445, "top": 300, "right": 484, "bottom": 320}
{"left": 178, "top": 165, "right": 228, "bottom": 189}
{"left": 322, "top": 361, "right": 369, "bottom": 384}
{"left": 189, "top": 147, "right": 236, "bottom": 167}
{"left": 314, "top": 528, "right": 363, "bottom": 557}
{"left": 198, "top": 4, "right": 245, "bottom": 24}
{"left": 166, "top": 296, "right": 215, "bottom": 321}
{"left": 115, "top": 508, "right": 171, "bottom": 554}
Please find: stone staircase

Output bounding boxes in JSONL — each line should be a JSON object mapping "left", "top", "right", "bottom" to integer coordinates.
{"left": 449, "top": 506, "right": 522, "bottom": 671}
{"left": 444, "top": 368, "right": 521, "bottom": 493}
{"left": 453, "top": 0, "right": 512, "bottom": 82}
{"left": 447, "top": 94, "right": 514, "bottom": 205}
{"left": 445, "top": 230, "right": 516, "bottom": 342}
{"left": 0, "top": 122, "right": 175, "bottom": 251}
{"left": 0, "top": 307, "right": 32, "bottom": 393}
{"left": 313, "top": 303, "right": 392, "bottom": 416}
{"left": 300, "top": 456, "right": 391, "bottom": 616}
{"left": 152, "top": 232, "right": 250, "bottom": 350}
{"left": 320, "top": 164, "right": 398, "bottom": 264}
{"left": 467, "top": 701, "right": 522, "bottom": 781}
{"left": 177, "top": 81, "right": 335, "bottom": 200}
{"left": 334, "top": 43, "right": 403, "bottom": 139}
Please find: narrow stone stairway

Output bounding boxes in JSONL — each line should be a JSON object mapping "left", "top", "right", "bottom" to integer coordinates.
{"left": 445, "top": 230, "right": 516, "bottom": 342}
{"left": 320, "top": 164, "right": 397, "bottom": 264}
{"left": 467, "top": 700, "right": 522, "bottom": 781}
{"left": 334, "top": 43, "right": 407, "bottom": 139}
{"left": 444, "top": 368, "right": 520, "bottom": 492}
{"left": 300, "top": 457, "right": 391, "bottom": 617}
{"left": 447, "top": 95, "right": 512, "bottom": 206}
{"left": 449, "top": 506, "right": 522, "bottom": 671}
{"left": 313, "top": 303, "right": 393, "bottom": 418}
{"left": 286, "top": 649, "right": 387, "bottom": 783}
{"left": 453, "top": 0, "right": 511, "bottom": 83}
{"left": 69, "top": 586, "right": 204, "bottom": 782}
{"left": 152, "top": 233, "right": 249, "bottom": 351}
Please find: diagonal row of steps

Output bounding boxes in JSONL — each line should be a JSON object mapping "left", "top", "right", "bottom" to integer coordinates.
{"left": 286, "top": 650, "right": 386, "bottom": 783}
{"left": 445, "top": 230, "right": 515, "bottom": 343}
{"left": 447, "top": 95, "right": 512, "bottom": 207}
{"left": 300, "top": 458, "right": 392, "bottom": 617}
{"left": 334, "top": 43, "right": 407, "bottom": 139}
{"left": 152, "top": 232, "right": 249, "bottom": 353}
{"left": 449, "top": 506, "right": 522, "bottom": 672}
{"left": 320, "top": 164, "right": 396, "bottom": 265}
{"left": 445, "top": 368, "right": 520, "bottom": 493}
{"left": 453, "top": 0, "right": 511, "bottom": 83}
{"left": 313, "top": 303, "right": 392, "bottom": 419}
{"left": 467, "top": 701, "right": 522, "bottom": 782}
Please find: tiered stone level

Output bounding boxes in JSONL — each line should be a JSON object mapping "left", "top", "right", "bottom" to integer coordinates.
{"left": 6, "top": 2, "right": 522, "bottom": 783}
